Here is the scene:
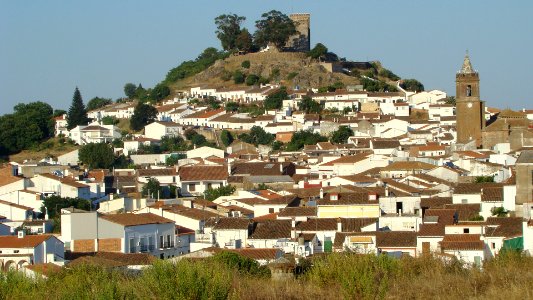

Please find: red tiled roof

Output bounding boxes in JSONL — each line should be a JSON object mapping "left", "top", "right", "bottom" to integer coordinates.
{"left": 178, "top": 165, "right": 228, "bottom": 181}
{"left": 0, "top": 235, "right": 53, "bottom": 248}
{"left": 100, "top": 213, "right": 173, "bottom": 226}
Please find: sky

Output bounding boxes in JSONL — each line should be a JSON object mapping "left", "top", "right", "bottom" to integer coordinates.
{"left": 1, "top": 1, "right": 532, "bottom": 115}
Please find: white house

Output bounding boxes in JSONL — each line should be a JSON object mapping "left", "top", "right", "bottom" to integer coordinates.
{"left": 0, "top": 233, "right": 64, "bottom": 271}
{"left": 144, "top": 121, "right": 181, "bottom": 140}
{"left": 68, "top": 123, "right": 121, "bottom": 145}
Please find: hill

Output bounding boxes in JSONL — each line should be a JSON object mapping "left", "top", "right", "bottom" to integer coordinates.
{"left": 168, "top": 50, "right": 405, "bottom": 93}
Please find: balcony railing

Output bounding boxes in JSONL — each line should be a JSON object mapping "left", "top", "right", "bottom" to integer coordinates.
{"left": 130, "top": 245, "right": 156, "bottom": 253}
{"left": 159, "top": 242, "right": 174, "bottom": 249}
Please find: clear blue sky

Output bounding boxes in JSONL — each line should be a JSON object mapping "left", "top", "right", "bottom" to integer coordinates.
{"left": 1, "top": 1, "right": 532, "bottom": 115}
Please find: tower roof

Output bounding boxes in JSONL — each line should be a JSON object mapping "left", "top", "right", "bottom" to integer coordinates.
{"left": 460, "top": 52, "right": 476, "bottom": 74}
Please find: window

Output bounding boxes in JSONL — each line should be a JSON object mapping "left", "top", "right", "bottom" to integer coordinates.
{"left": 463, "top": 228, "right": 470, "bottom": 234}
{"left": 189, "top": 184, "right": 196, "bottom": 192}
{"left": 159, "top": 235, "right": 164, "bottom": 248}
{"left": 14, "top": 250, "right": 19, "bottom": 253}
{"left": 269, "top": 208, "right": 275, "bottom": 213}
{"left": 491, "top": 242, "right": 496, "bottom": 249}
{"left": 129, "top": 238, "right": 135, "bottom": 253}
{"left": 462, "top": 199, "right": 468, "bottom": 204}
{"left": 466, "top": 85, "right": 472, "bottom": 97}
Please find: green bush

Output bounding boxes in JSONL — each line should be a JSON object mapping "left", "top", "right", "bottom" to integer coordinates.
{"left": 307, "top": 254, "right": 398, "bottom": 300}
{"left": 241, "top": 60, "right": 250, "bottom": 69}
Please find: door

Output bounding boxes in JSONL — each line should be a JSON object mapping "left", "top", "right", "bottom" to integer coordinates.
{"left": 422, "top": 242, "right": 430, "bottom": 254}
{"left": 396, "top": 202, "right": 403, "bottom": 214}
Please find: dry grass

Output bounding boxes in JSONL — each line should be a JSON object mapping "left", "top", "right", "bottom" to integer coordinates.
{"left": 8, "top": 137, "right": 78, "bottom": 163}
{"left": 2, "top": 252, "right": 532, "bottom": 300}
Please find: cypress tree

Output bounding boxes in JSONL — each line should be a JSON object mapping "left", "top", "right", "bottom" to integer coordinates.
{"left": 67, "top": 87, "right": 89, "bottom": 130}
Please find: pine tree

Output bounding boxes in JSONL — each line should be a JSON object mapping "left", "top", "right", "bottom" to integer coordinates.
{"left": 67, "top": 87, "right": 89, "bottom": 130}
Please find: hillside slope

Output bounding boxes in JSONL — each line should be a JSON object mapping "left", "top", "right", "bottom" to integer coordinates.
{"left": 171, "top": 51, "right": 377, "bottom": 91}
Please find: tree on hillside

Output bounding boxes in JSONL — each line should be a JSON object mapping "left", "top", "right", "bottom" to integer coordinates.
{"left": 233, "top": 70, "right": 245, "bottom": 84}
{"left": 238, "top": 126, "right": 274, "bottom": 146}
{"left": 235, "top": 28, "right": 254, "bottom": 53}
{"left": 286, "top": 130, "right": 328, "bottom": 151}
{"left": 124, "top": 83, "right": 137, "bottom": 99}
{"left": 150, "top": 83, "right": 171, "bottom": 102}
{"left": 331, "top": 126, "right": 354, "bottom": 144}
{"left": 263, "top": 87, "right": 288, "bottom": 110}
{"left": 130, "top": 102, "right": 157, "bottom": 131}
{"left": 308, "top": 43, "right": 328, "bottom": 60}
{"left": 400, "top": 79, "right": 424, "bottom": 92}
{"left": 67, "top": 87, "right": 89, "bottom": 130}
{"left": 215, "top": 14, "right": 246, "bottom": 51}
{"left": 298, "top": 96, "right": 322, "bottom": 114}
{"left": 86, "top": 97, "right": 112, "bottom": 111}
{"left": 204, "top": 185, "right": 236, "bottom": 201}
{"left": 78, "top": 143, "right": 115, "bottom": 169}
{"left": 0, "top": 102, "right": 55, "bottom": 156}
{"left": 53, "top": 109, "right": 67, "bottom": 118}
{"left": 142, "top": 178, "right": 162, "bottom": 199}
{"left": 254, "top": 10, "right": 296, "bottom": 49}
{"left": 42, "top": 195, "right": 90, "bottom": 219}
{"left": 246, "top": 74, "right": 260, "bottom": 86}
{"left": 225, "top": 102, "right": 239, "bottom": 112}
{"left": 220, "top": 130, "right": 234, "bottom": 147}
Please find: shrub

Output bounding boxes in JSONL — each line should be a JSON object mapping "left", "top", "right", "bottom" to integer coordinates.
{"left": 241, "top": 60, "right": 250, "bottom": 68}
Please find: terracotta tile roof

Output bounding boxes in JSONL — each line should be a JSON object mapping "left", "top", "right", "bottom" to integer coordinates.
{"left": 424, "top": 209, "right": 457, "bottom": 225}
{"left": 253, "top": 212, "right": 278, "bottom": 221}
{"left": 420, "top": 197, "right": 453, "bottom": 208}
{"left": 440, "top": 234, "right": 484, "bottom": 251}
{"left": 295, "top": 218, "right": 337, "bottom": 231}
{"left": 317, "top": 192, "right": 374, "bottom": 205}
{"left": 0, "top": 234, "right": 53, "bottom": 248}
{"left": 137, "top": 168, "right": 177, "bottom": 177}
{"left": 320, "top": 153, "right": 370, "bottom": 166}
{"left": 87, "top": 170, "right": 106, "bottom": 183}
{"left": 231, "top": 162, "right": 291, "bottom": 176}
{"left": 100, "top": 213, "right": 173, "bottom": 226}
{"left": 226, "top": 248, "right": 280, "bottom": 261}
{"left": 210, "top": 217, "right": 250, "bottom": 230}
{"left": 410, "top": 173, "right": 452, "bottom": 186}
{"left": 381, "top": 161, "right": 435, "bottom": 171}
{"left": 338, "top": 175, "right": 377, "bottom": 183}
{"left": 178, "top": 165, "right": 228, "bottom": 181}
{"left": 80, "top": 125, "right": 109, "bottom": 131}
{"left": 444, "top": 204, "right": 481, "bottom": 221}
{"left": 454, "top": 183, "right": 503, "bottom": 194}
{"left": 418, "top": 223, "right": 446, "bottom": 237}
{"left": 250, "top": 220, "right": 291, "bottom": 239}
{"left": 481, "top": 186, "right": 504, "bottom": 202}
{"left": 485, "top": 217, "right": 523, "bottom": 238}
{"left": 278, "top": 207, "right": 317, "bottom": 218}
{"left": 164, "top": 205, "right": 219, "bottom": 221}
{"left": 341, "top": 218, "right": 378, "bottom": 232}
{"left": 256, "top": 195, "right": 300, "bottom": 206}
{"left": 376, "top": 231, "right": 417, "bottom": 248}
{"left": 0, "top": 166, "right": 24, "bottom": 187}
{"left": 371, "top": 139, "right": 400, "bottom": 149}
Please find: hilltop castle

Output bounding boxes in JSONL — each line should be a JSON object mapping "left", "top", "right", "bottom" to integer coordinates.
{"left": 285, "top": 13, "right": 311, "bottom": 52}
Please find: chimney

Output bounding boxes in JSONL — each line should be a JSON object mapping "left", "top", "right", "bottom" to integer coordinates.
{"left": 385, "top": 186, "right": 389, "bottom": 197}
{"left": 330, "top": 193, "right": 339, "bottom": 201}
{"left": 319, "top": 188, "right": 324, "bottom": 199}
{"left": 337, "top": 217, "right": 342, "bottom": 232}
{"left": 291, "top": 218, "right": 296, "bottom": 239}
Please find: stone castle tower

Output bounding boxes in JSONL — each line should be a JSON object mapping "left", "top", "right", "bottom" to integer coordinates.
{"left": 456, "top": 53, "right": 485, "bottom": 147}
{"left": 286, "top": 13, "right": 311, "bottom": 52}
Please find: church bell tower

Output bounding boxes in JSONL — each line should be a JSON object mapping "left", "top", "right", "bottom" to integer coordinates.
{"left": 455, "top": 52, "right": 485, "bottom": 147}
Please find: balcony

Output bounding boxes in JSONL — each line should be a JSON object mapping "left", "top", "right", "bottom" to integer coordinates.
{"left": 159, "top": 242, "right": 174, "bottom": 249}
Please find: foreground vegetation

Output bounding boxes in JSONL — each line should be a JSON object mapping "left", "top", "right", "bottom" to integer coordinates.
{"left": 1, "top": 251, "right": 532, "bottom": 300}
